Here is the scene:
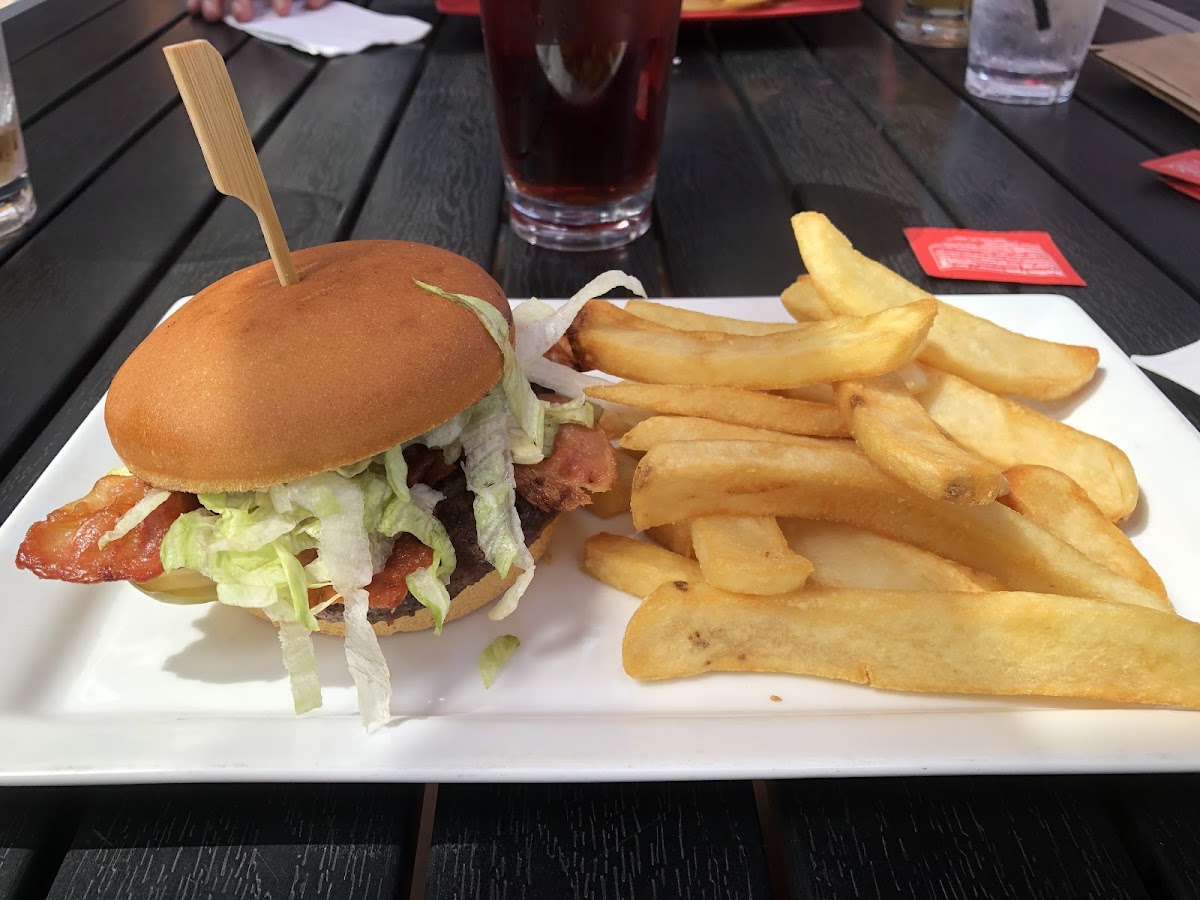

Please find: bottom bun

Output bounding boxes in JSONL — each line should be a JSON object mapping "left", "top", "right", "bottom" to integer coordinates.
{"left": 244, "top": 517, "right": 559, "bottom": 637}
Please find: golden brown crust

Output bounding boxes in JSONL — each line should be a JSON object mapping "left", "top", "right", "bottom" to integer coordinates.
{"left": 242, "top": 518, "right": 558, "bottom": 636}
{"left": 106, "top": 241, "right": 510, "bottom": 493}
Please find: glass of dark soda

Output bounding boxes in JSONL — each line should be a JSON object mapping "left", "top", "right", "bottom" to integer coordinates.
{"left": 479, "top": 0, "right": 683, "bottom": 251}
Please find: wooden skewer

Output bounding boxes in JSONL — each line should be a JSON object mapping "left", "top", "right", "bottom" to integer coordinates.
{"left": 163, "top": 40, "right": 299, "bottom": 287}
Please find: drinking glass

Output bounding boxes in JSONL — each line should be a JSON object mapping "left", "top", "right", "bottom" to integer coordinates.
{"left": 966, "top": 0, "right": 1107, "bottom": 105}
{"left": 895, "top": 0, "right": 967, "bottom": 48}
{"left": 479, "top": 0, "right": 683, "bottom": 251}
{"left": 0, "top": 29, "right": 34, "bottom": 238}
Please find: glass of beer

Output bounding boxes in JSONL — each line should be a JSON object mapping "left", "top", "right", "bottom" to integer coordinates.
{"left": 479, "top": 0, "right": 683, "bottom": 251}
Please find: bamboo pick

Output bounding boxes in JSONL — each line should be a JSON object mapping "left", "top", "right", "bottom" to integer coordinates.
{"left": 164, "top": 39, "right": 299, "bottom": 286}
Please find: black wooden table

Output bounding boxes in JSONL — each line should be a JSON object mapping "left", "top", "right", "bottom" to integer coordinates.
{"left": 3, "top": 0, "right": 1200, "bottom": 896}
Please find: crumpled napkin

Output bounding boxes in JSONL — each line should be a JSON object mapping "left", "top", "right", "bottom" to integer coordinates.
{"left": 224, "top": 0, "right": 432, "bottom": 56}
{"left": 1131, "top": 342, "right": 1200, "bottom": 396}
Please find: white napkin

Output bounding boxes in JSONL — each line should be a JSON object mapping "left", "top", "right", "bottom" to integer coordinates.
{"left": 1131, "top": 342, "right": 1200, "bottom": 395}
{"left": 224, "top": 0, "right": 431, "bottom": 57}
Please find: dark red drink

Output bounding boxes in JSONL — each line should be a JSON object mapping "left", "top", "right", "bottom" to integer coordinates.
{"left": 480, "top": 0, "right": 682, "bottom": 249}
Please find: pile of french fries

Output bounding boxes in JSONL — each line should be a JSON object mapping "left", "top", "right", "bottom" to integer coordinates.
{"left": 575, "top": 212, "right": 1200, "bottom": 709}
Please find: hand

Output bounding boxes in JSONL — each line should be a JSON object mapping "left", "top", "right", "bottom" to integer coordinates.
{"left": 187, "top": 0, "right": 332, "bottom": 23}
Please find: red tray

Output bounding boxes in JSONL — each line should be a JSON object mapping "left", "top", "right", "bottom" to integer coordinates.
{"left": 435, "top": 0, "right": 861, "bottom": 21}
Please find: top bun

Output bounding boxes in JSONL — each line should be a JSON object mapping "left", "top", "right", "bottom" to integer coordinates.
{"left": 106, "top": 240, "right": 509, "bottom": 493}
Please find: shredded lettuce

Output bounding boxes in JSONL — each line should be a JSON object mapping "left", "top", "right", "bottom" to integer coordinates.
{"left": 513, "top": 270, "right": 646, "bottom": 365}
{"left": 478, "top": 634, "right": 520, "bottom": 688}
{"left": 98, "top": 489, "right": 172, "bottom": 549}
{"left": 460, "top": 391, "right": 523, "bottom": 579}
{"left": 271, "top": 600, "right": 323, "bottom": 714}
{"left": 414, "top": 280, "right": 545, "bottom": 456}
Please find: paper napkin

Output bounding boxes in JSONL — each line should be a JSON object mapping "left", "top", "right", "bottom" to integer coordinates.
{"left": 1093, "top": 33, "right": 1200, "bottom": 126}
{"left": 1132, "top": 342, "right": 1200, "bottom": 396}
{"left": 225, "top": 0, "right": 431, "bottom": 57}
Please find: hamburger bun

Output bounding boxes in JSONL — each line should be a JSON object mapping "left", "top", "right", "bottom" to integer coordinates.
{"left": 106, "top": 240, "right": 510, "bottom": 494}
{"left": 138, "top": 518, "right": 558, "bottom": 636}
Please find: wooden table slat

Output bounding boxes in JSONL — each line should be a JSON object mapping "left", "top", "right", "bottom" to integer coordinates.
{"left": 653, "top": 26, "right": 799, "bottom": 298}
{"left": 710, "top": 18, "right": 1000, "bottom": 295}
{"left": 11, "top": 0, "right": 183, "bottom": 125}
{"left": 770, "top": 776, "right": 1148, "bottom": 900}
{"left": 46, "top": 784, "right": 421, "bottom": 900}
{"left": 0, "top": 787, "right": 72, "bottom": 900}
{"left": 1103, "top": 775, "right": 1200, "bottom": 900}
{"left": 424, "top": 782, "right": 772, "bottom": 900}
{"left": 869, "top": 1, "right": 1200, "bottom": 308}
{"left": 351, "top": 15, "right": 503, "bottom": 269}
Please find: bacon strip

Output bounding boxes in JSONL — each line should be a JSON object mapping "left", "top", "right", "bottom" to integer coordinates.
{"left": 514, "top": 422, "right": 617, "bottom": 512}
{"left": 16, "top": 475, "right": 198, "bottom": 583}
{"left": 309, "top": 534, "right": 434, "bottom": 610}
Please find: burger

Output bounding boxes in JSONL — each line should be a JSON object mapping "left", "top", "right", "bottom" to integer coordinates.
{"left": 15, "top": 240, "right": 634, "bottom": 728}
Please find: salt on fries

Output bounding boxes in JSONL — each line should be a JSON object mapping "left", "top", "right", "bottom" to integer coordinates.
{"left": 834, "top": 372, "right": 1003, "bottom": 505}
{"left": 567, "top": 297, "right": 936, "bottom": 389}
{"left": 623, "top": 582, "right": 1200, "bottom": 709}
{"left": 568, "top": 212, "right": 1197, "bottom": 709}
{"left": 792, "top": 212, "right": 1099, "bottom": 401}
{"left": 628, "top": 439, "right": 1168, "bottom": 612}
{"left": 1000, "top": 465, "right": 1166, "bottom": 601}
{"left": 915, "top": 366, "right": 1137, "bottom": 522}
{"left": 692, "top": 516, "right": 812, "bottom": 595}
{"left": 586, "top": 382, "right": 847, "bottom": 438}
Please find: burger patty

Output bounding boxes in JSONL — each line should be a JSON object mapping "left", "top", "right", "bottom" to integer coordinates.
{"left": 314, "top": 469, "right": 557, "bottom": 625}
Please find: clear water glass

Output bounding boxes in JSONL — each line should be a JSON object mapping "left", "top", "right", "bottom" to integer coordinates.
{"left": 0, "top": 30, "right": 34, "bottom": 237}
{"left": 966, "top": 0, "right": 1107, "bottom": 105}
{"left": 895, "top": 0, "right": 968, "bottom": 48}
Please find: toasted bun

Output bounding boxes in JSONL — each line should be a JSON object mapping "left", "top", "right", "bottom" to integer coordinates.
{"left": 106, "top": 241, "right": 510, "bottom": 493}
{"left": 239, "top": 518, "right": 558, "bottom": 636}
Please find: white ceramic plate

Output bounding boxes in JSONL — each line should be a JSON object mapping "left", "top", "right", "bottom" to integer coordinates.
{"left": 3, "top": 294, "right": 1200, "bottom": 785}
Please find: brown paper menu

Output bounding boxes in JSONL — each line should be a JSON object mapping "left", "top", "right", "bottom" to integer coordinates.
{"left": 1093, "top": 32, "right": 1200, "bottom": 126}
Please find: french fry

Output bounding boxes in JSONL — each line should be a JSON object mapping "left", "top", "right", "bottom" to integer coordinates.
{"left": 1001, "top": 465, "right": 1166, "bottom": 601}
{"left": 581, "top": 533, "right": 702, "bottom": 598}
{"left": 780, "top": 274, "right": 833, "bottom": 322}
{"left": 791, "top": 212, "right": 1099, "bottom": 401}
{"left": 645, "top": 520, "right": 696, "bottom": 558}
{"left": 915, "top": 366, "right": 1138, "bottom": 522}
{"left": 834, "top": 372, "right": 1004, "bottom": 504}
{"left": 623, "top": 582, "right": 1200, "bottom": 709}
{"left": 779, "top": 520, "right": 1003, "bottom": 592}
{"left": 567, "top": 298, "right": 937, "bottom": 390}
{"left": 587, "top": 382, "right": 847, "bottom": 438}
{"left": 621, "top": 416, "right": 843, "bottom": 453}
{"left": 625, "top": 300, "right": 799, "bottom": 336}
{"left": 630, "top": 440, "right": 1169, "bottom": 611}
{"left": 691, "top": 516, "right": 813, "bottom": 595}
{"left": 587, "top": 450, "right": 639, "bottom": 518}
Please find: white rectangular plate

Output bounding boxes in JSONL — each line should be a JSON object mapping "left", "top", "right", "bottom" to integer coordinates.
{"left": 3, "top": 294, "right": 1200, "bottom": 785}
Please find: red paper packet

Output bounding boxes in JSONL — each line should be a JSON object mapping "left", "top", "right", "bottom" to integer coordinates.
{"left": 1141, "top": 149, "right": 1200, "bottom": 187}
{"left": 903, "top": 228, "right": 1086, "bottom": 287}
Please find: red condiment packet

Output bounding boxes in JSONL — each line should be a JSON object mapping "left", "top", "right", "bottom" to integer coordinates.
{"left": 1141, "top": 149, "right": 1200, "bottom": 187}
{"left": 903, "top": 228, "right": 1086, "bottom": 287}
{"left": 1163, "top": 176, "right": 1200, "bottom": 202}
